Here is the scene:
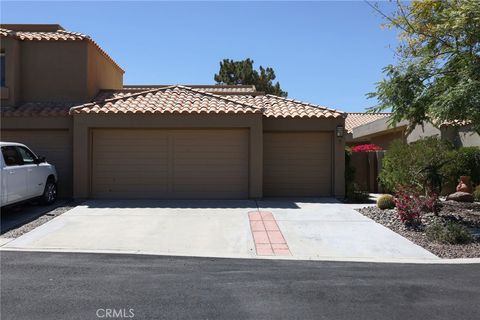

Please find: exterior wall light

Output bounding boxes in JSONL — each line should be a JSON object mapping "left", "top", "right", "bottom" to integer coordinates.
{"left": 336, "top": 125, "right": 344, "bottom": 138}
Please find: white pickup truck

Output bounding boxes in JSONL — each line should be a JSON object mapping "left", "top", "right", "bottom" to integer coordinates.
{"left": 1, "top": 142, "right": 58, "bottom": 207}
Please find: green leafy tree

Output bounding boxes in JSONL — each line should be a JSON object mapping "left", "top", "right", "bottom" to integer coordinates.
{"left": 367, "top": 0, "right": 480, "bottom": 133}
{"left": 214, "top": 58, "right": 288, "bottom": 97}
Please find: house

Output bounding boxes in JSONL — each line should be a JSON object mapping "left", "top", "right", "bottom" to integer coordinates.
{"left": 345, "top": 112, "right": 395, "bottom": 149}
{"left": 1, "top": 24, "right": 346, "bottom": 200}
{"left": 345, "top": 112, "right": 479, "bottom": 193}
{"left": 346, "top": 113, "right": 480, "bottom": 149}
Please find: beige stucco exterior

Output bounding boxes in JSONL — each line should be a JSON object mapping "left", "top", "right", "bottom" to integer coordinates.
{"left": 1, "top": 113, "right": 346, "bottom": 200}
{"left": 1, "top": 24, "right": 346, "bottom": 200}
{"left": 351, "top": 116, "right": 479, "bottom": 149}
{"left": 1, "top": 26, "right": 123, "bottom": 106}
{"left": 0, "top": 116, "right": 73, "bottom": 197}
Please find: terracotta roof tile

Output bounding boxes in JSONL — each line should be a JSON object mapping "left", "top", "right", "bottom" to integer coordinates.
{"left": 226, "top": 95, "right": 344, "bottom": 119}
{"left": 345, "top": 112, "right": 391, "bottom": 133}
{"left": 0, "top": 102, "right": 72, "bottom": 117}
{"left": 70, "top": 85, "right": 261, "bottom": 115}
{"left": 120, "top": 85, "right": 258, "bottom": 95}
{"left": 1, "top": 86, "right": 345, "bottom": 119}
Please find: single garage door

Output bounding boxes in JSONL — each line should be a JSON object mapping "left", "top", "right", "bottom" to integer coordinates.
{"left": 91, "top": 129, "right": 249, "bottom": 199}
{"left": 0, "top": 129, "right": 73, "bottom": 198}
{"left": 264, "top": 132, "right": 332, "bottom": 197}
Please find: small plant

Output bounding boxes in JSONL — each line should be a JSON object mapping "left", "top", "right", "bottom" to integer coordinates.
{"left": 474, "top": 186, "right": 480, "bottom": 202}
{"left": 422, "top": 192, "right": 440, "bottom": 215}
{"left": 394, "top": 187, "right": 423, "bottom": 225}
{"left": 426, "top": 222, "right": 472, "bottom": 244}
{"left": 377, "top": 194, "right": 395, "bottom": 210}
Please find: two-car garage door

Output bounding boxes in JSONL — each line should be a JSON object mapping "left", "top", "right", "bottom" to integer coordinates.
{"left": 91, "top": 129, "right": 249, "bottom": 199}
{"left": 91, "top": 129, "right": 333, "bottom": 199}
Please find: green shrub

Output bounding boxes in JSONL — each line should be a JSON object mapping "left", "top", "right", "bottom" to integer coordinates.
{"left": 444, "top": 147, "right": 480, "bottom": 188}
{"left": 380, "top": 138, "right": 453, "bottom": 193}
{"left": 474, "top": 186, "right": 480, "bottom": 202}
{"left": 377, "top": 194, "right": 395, "bottom": 210}
{"left": 426, "top": 221, "right": 473, "bottom": 244}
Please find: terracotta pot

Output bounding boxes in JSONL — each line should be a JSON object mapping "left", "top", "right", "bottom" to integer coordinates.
{"left": 456, "top": 175, "right": 473, "bottom": 193}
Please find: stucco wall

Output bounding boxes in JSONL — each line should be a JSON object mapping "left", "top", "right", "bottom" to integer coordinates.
{"left": 406, "top": 122, "right": 442, "bottom": 144}
{"left": 86, "top": 42, "right": 123, "bottom": 98}
{"left": 458, "top": 126, "right": 480, "bottom": 147}
{"left": 1, "top": 37, "right": 22, "bottom": 107}
{"left": 371, "top": 131, "right": 405, "bottom": 149}
{"left": 1, "top": 116, "right": 74, "bottom": 197}
{"left": 20, "top": 41, "right": 89, "bottom": 102}
{"left": 1, "top": 39, "right": 124, "bottom": 106}
{"left": 407, "top": 122, "right": 480, "bottom": 147}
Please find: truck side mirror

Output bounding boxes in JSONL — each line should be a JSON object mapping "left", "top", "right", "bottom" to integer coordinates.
{"left": 34, "top": 156, "right": 46, "bottom": 164}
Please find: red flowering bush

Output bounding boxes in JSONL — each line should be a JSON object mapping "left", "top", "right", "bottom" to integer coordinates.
{"left": 351, "top": 144, "right": 383, "bottom": 152}
{"left": 394, "top": 186, "right": 440, "bottom": 225}
{"left": 394, "top": 187, "right": 423, "bottom": 225}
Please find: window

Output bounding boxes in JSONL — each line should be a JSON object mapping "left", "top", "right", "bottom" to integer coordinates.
{"left": 0, "top": 53, "right": 5, "bottom": 87}
{"left": 17, "top": 146, "right": 36, "bottom": 164}
{"left": 1, "top": 146, "right": 23, "bottom": 166}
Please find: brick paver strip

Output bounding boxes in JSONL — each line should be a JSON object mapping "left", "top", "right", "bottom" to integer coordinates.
{"left": 247, "top": 211, "right": 292, "bottom": 256}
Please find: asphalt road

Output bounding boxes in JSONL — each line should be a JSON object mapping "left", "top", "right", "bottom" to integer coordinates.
{"left": 1, "top": 251, "right": 479, "bottom": 320}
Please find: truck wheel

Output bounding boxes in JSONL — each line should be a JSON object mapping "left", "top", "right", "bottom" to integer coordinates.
{"left": 41, "top": 179, "right": 57, "bottom": 205}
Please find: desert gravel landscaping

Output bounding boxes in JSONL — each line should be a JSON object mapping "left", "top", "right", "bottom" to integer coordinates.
{"left": 358, "top": 201, "right": 480, "bottom": 259}
{"left": 1, "top": 202, "right": 79, "bottom": 239}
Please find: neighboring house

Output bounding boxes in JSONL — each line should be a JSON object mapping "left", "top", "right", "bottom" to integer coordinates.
{"left": 346, "top": 113, "right": 479, "bottom": 193}
{"left": 345, "top": 113, "right": 395, "bottom": 149}
{"left": 1, "top": 24, "right": 346, "bottom": 200}
{"left": 346, "top": 113, "right": 480, "bottom": 149}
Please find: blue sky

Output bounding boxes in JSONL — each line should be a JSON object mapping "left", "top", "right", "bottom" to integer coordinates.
{"left": 1, "top": 1, "right": 400, "bottom": 112}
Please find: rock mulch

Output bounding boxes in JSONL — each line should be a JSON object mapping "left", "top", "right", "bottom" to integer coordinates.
{"left": 357, "top": 201, "right": 480, "bottom": 259}
{"left": 1, "top": 202, "right": 79, "bottom": 239}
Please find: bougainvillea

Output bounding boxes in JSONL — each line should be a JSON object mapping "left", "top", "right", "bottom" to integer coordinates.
{"left": 351, "top": 144, "right": 383, "bottom": 152}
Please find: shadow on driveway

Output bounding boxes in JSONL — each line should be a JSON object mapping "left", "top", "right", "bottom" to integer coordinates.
{"left": 81, "top": 197, "right": 341, "bottom": 210}
{"left": 1, "top": 200, "right": 67, "bottom": 234}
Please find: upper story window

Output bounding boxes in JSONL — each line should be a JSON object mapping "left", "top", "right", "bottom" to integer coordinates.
{"left": 0, "top": 53, "right": 5, "bottom": 87}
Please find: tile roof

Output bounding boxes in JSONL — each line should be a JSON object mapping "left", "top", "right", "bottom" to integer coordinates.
{"left": 345, "top": 112, "right": 391, "bottom": 133}
{"left": 226, "top": 94, "right": 344, "bottom": 119}
{"left": 123, "top": 85, "right": 258, "bottom": 94}
{"left": 0, "top": 27, "right": 124, "bottom": 72}
{"left": 0, "top": 28, "right": 86, "bottom": 41}
{"left": 1, "top": 86, "right": 345, "bottom": 119}
{"left": 70, "top": 85, "right": 262, "bottom": 115}
{"left": 0, "top": 102, "right": 72, "bottom": 117}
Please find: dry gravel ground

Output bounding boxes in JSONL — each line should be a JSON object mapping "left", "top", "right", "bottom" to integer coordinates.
{"left": 1, "top": 202, "right": 79, "bottom": 239}
{"left": 358, "top": 201, "right": 480, "bottom": 259}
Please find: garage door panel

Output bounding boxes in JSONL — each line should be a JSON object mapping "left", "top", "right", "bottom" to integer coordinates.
{"left": 1, "top": 129, "right": 72, "bottom": 198}
{"left": 264, "top": 132, "right": 332, "bottom": 197}
{"left": 92, "top": 129, "right": 249, "bottom": 199}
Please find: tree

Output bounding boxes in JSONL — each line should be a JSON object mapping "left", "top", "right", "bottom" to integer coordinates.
{"left": 214, "top": 58, "right": 288, "bottom": 97}
{"left": 367, "top": 0, "right": 480, "bottom": 134}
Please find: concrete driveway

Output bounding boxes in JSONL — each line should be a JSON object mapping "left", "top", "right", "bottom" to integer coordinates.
{"left": 1, "top": 199, "right": 438, "bottom": 262}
